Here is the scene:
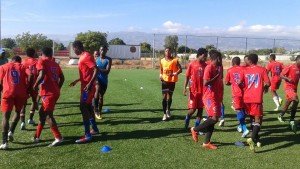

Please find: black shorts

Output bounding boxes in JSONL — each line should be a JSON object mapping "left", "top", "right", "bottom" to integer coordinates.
{"left": 161, "top": 81, "right": 176, "bottom": 93}
{"left": 96, "top": 81, "right": 108, "bottom": 96}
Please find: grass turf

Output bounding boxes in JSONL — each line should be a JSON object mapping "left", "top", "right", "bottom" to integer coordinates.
{"left": 0, "top": 68, "right": 299, "bottom": 169}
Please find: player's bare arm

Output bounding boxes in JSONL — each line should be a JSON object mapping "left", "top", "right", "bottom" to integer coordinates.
{"left": 69, "top": 78, "right": 80, "bottom": 87}
{"left": 183, "top": 76, "right": 190, "bottom": 96}
{"left": 33, "top": 70, "right": 45, "bottom": 91}
{"left": 99, "top": 58, "right": 112, "bottom": 75}
{"left": 172, "top": 61, "right": 182, "bottom": 76}
{"left": 59, "top": 73, "right": 65, "bottom": 88}
{"left": 84, "top": 66, "right": 98, "bottom": 91}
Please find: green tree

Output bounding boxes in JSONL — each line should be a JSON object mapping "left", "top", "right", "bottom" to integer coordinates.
{"left": 205, "top": 44, "right": 217, "bottom": 51}
{"left": 75, "top": 30, "right": 108, "bottom": 53}
{"left": 140, "top": 42, "right": 151, "bottom": 53}
{"left": 190, "top": 48, "right": 197, "bottom": 53}
{"left": 164, "top": 35, "right": 178, "bottom": 55}
{"left": 177, "top": 45, "right": 190, "bottom": 53}
{"left": 1, "top": 38, "right": 16, "bottom": 49}
{"left": 15, "top": 32, "right": 52, "bottom": 51}
{"left": 273, "top": 47, "right": 286, "bottom": 54}
{"left": 109, "top": 38, "right": 126, "bottom": 45}
{"left": 54, "top": 42, "right": 66, "bottom": 51}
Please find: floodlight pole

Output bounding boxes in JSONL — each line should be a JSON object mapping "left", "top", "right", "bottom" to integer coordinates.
{"left": 152, "top": 34, "right": 155, "bottom": 69}
{"left": 0, "top": 0, "right": 2, "bottom": 48}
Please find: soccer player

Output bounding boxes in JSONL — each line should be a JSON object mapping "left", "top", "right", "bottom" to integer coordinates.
{"left": 0, "top": 56, "right": 31, "bottom": 150}
{"left": 93, "top": 50, "right": 100, "bottom": 60}
{"left": 32, "top": 47, "right": 64, "bottom": 147}
{"left": 70, "top": 41, "right": 99, "bottom": 143}
{"left": 0, "top": 49, "right": 8, "bottom": 66}
{"left": 183, "top": 48, "right": 208, "bottom": 129}
{"left": 277, "top": 55, "right": 300, "bottom": 133}
{"left": 266, "top": 54, "right": 284, "bottom": 111}
{"left": 243, "top": 54, "right": 270, "bottom": 152}
{"left": 190, "top": 50, "right": 222, "bottom": 150}
{"left": 225, "top": 57, "right": 249, "bottom": 138}
{"left": 160, "top": 47, "right": 182, "bottom": 121}
{"left": 93, "top": 46, "right": 112, "bottom": 119}
{"left": 20, "top": 48, "right": 39, "bottom": 130}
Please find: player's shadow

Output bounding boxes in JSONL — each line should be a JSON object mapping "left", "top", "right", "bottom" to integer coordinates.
{"left": 55, "top": 112, "right": 81, "bottom": 117}
{"left": 102, "top": 117, "right": 163, "bottom": 126}
{"left": 110, "top": 108, "right": 186, "bottom": 114}
{"left": 54, "top": 102, "right": 80, "bottom": 110}
{"left": 99, "top": 128, "right": 188, "bottom": 141}
{"left": 104, "top": 103, "right": 141, "bottom": 107}
{"left": 255, "top": 124, "right": 299, "bottom": 153}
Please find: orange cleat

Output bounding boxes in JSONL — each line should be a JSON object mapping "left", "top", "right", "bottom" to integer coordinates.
{"left": 202, "top": 142, "right": 217, "bottom": 150}
{"left": 190, "top": 127, "right": 198, "bottom": 142}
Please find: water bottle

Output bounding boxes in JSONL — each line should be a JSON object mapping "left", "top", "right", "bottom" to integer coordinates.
{"left": 82, "top": 91, "right": 88, "bottom": 102}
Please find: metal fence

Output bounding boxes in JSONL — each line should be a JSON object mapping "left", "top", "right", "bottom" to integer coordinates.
{"left": 150, "top": 33, "right": 300, "bottom": 67}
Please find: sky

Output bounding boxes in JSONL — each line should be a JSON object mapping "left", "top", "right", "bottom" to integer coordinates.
{"left": 1, "top": 0, "right": 300, "bottom": 39}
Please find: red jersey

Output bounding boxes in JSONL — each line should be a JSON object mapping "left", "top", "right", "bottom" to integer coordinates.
{"left": 0, "top": 62, "right": 30, "bottom": 98}
{"left": 186, "top": 60, "right": 207, "bottom": 94}
{"left": 203, "top": 63, "right": 220, "bottom": 100}
{"left": 225, "top": 66, "right": 244, "bottom": 97}
{"left": 281, "top": 64, "right": 300, "bottom": 91}
{"left": 36, "top": 56, "right": 63, "bottom": 96}
{"left": 243, "top": 65, "right": 270, "bottom": 103}
{"left": 22, "top": 57, "right": 38, "bottom": 80}
{"left": 266, "top": 60, "right": 283, "bottom": 80}
{"left": 78, "top": 51, "right": 96, "bottom": 84}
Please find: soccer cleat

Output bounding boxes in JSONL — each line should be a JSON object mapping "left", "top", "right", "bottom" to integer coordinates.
{"left": 28, "top": 119, "right": 35, "bottom": 125}
{"left": 32, "top": 137, "right": 41, "bottom": 143}
{"left": 256, "top": 142, "right": 262, "bottom": 148}
{"left": 218, "top": 119, "right": 225, "bottom": 127}
{"left": 241, "top": 129, "right": 250, "bottom": 138}
{"left": 162, "top": 114, "right": 167, "bottom": 121}
{"left": 20, "top": 122, "right": 26, "bottom": 130}
{"left": 198, "top": 132, "right": 205, "bottom": 135}
{"left": 290, "top": 121, "right": 297, "bottom": 134}
{"left": 237, "top": 125, "right": 242, "bottom": 133}
{"left": 202, "top": 142, "right": 217, "bottom": 150}
{"left": 166, "top": 110, "right": 171, "bottom": 119}
{"left": 8, "top": 132, "right": 14, "bottom": 142}
{"left": 279, "top": 97, "right": 283, "bottom": 106}
{"left": 277, "top": 115, "right": 285, "bottom": 123}
{"left": 75, "top": 135, "right": 92, "bottom": 144}
{"left": 0, "top": 143, "right": 8, "bottom": 150}
{"left": 90, "top": 129, "right": 100, "bottom": 135}
{"left": 231, "top": 105, "right": 235, "bottom": 111}
{"left": 190, "top": 127, "right": 198, "bottom": 142}
{"left": 202, "top": 118, "right": 207, "bottom": 122}
{"left": 95, "top": 111, "right": 102, "bottom": 120}
{"left": 247, "top": 138, "right": 256, "bottom": 152}
{"left": 48, "top": 138, "right": 63, "bottom": 147}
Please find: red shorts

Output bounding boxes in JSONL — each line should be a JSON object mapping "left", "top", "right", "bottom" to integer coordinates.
{"left": 1, "top": 96, "right": 27, "bottom": 112}
{"left": 270, "top": 78, "right": 281, "bottom": 91}
{"left": 244, "top": 103, "right": 263, "bottom": 117}
{"left": 188, "top": 92, "right": 203, "bottom": 109}
{"left": 232, "top": 96, "right": 244, "bottom": 110}
{"left": 203, "top": 97, "right": 221, "bottom": 117}
{"left": 285, "top": 89, "right": 298, "bottom": 101}
{"left": 41, "top": 95, "right": 59, "bottom": 112}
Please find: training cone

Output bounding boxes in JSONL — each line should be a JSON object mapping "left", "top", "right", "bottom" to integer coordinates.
{"left": 101, "top": 145, "right": 112, "bottom": 153}
{"left": 103, "top": 108, "right": 110, "bottom": 113}
{"left": 234, "top": 141, "right": 245, "bottom": 147}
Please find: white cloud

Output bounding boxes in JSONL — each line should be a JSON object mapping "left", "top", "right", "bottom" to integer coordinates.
{"left": 162, "top": 21, "right": 189, "bottom": 33}
{"left": 248, "top": 25, "right": 284, "bottom": 32}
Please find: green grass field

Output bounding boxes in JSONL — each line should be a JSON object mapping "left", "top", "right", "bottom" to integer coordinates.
{"left": 0, "top": 68, "right": 299, "bottom": 169}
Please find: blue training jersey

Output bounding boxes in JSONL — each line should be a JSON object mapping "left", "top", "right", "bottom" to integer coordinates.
{"left": 96, "top": 56, "right": 110, "bottom": 85}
